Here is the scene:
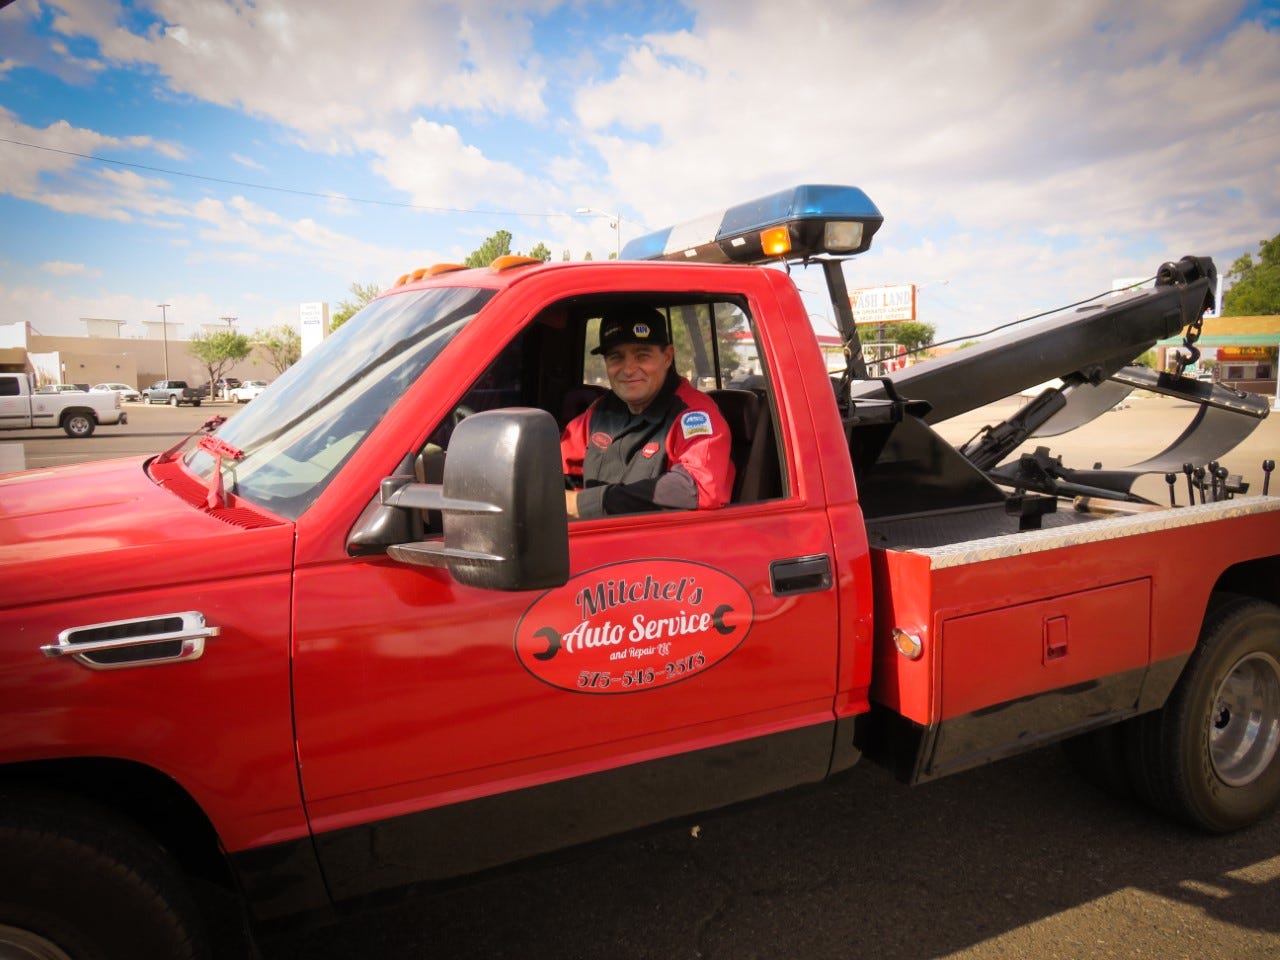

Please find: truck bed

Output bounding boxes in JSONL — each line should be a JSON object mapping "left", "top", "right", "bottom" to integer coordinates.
{"left": 882, "top": 496, "right": 1280, "bottom": 567}
{"left": 865, "top": 500, "right": 1098, "bottom": 552}
{"left": 862, "top": 495, "right": 1280, "bottom": 783}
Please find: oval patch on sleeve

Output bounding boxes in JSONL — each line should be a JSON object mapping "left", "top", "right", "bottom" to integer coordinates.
{"left": 680, "top": 410, "right": 713, "bottom": 439}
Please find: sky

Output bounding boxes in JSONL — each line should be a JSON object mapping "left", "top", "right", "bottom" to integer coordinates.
{"left": 1, "top": 0, "right": 1278, "bottom": 346}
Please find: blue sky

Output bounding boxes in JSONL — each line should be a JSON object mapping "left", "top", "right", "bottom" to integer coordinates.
{"left": 1, "top": 0, "right": 1278, "bottom": 343}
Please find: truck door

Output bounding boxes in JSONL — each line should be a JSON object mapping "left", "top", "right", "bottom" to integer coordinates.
{"left": 291, "top": 288, "right": 843, "bottom": 902}
{"left": 0, "top": 376, "right": 27, "bottom": 428}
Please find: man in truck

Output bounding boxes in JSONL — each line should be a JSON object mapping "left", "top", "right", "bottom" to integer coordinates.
{"left": 561, "top": 304, "right": 734, "bottom": 518}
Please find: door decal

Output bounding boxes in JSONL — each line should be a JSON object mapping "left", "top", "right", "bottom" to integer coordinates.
{"left": 514, "top": 559, "right": 754, "bottom": 694}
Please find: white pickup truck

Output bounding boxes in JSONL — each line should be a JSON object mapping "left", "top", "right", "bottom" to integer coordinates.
{"left": 0, "top": 372, "right": 127, "bottom": 437}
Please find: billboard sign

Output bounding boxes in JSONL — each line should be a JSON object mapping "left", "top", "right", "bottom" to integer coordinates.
{"left": 850, "top": 284, "right": 916, "bottom": 325}
{"left": 299, "top": 302, "right": 330, "bottom": 355}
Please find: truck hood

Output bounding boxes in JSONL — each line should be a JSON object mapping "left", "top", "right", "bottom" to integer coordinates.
{"left": 0, "top": 457, "right": 294, "bottom": 610}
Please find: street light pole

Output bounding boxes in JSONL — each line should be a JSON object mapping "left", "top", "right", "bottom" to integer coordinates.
{"left": 157, "top": 303, "right": 171, "bottom": 381}
{"left": 575, "top": 207, "right": 621, "bottom": 258}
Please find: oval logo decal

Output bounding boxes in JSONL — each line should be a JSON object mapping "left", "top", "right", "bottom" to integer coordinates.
{"left": 514, "top": 559, "right": 753, "bottom": 694}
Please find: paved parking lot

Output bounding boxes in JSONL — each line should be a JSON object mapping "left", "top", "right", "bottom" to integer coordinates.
{"left": 0, "top": 398, "right": 230, "bottom": 472}
{"left": 5, "top": 392, "right": 1280, "bottom": 960}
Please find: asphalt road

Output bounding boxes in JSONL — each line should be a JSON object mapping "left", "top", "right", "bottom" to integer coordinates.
{"left": 5, "top": 395, "right": 1280, "bottom": 960}
{"left": 260, "top": 749, "right": 1280, "bottom": 960}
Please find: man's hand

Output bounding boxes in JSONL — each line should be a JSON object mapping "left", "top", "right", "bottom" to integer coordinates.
{"left": 565, "top": 488, "right": 580, "bottom": 519}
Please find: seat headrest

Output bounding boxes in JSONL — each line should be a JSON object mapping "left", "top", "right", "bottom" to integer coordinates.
{"left": 708, "top": 389, "right": 760, "bottom": 443}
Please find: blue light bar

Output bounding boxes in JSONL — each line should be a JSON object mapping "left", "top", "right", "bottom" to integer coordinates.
{"left": 621, "top": 184, "right": 883, "bottom": 265}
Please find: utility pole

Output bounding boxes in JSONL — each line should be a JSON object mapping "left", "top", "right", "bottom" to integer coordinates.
{"left": 219, "top": 316, "right": 237, "bottom": 328}
{"left": 157, "top": 303, "right": 171, "bottom": 381}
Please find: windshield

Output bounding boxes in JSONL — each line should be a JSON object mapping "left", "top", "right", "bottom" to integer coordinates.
{"left": 183, "top": 285, "right": 495, "bottom": 518}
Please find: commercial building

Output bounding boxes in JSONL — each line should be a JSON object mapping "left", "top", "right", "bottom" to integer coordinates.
{"left": 0, "top": 321, "right": 280, "bottom": 391}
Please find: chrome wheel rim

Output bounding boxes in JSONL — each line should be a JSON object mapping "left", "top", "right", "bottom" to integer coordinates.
{"left": 1209, "top": 651, "right": 1280, "bottom": 787}
{"left": 0, "top": 924, "right": 74, "bottom": 960}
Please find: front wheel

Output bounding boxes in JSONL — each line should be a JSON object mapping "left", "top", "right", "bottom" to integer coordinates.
{"left": 144, "top": 395, "right": 152, "bottom": 405}
{"left": 169, "top": 395, "right": 179, "bottom": 407}
{"left": 1131, "top": 597, "right": 1280, "bottom": 832}
{"left": 62, "top": 413, "right": 95, "bottom": 438}
{"left": 0, "top": 789, "right": 206, "bottom": 959}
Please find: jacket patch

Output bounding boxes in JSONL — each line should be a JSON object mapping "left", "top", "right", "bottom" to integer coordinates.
{"left": 680, "top": 410, "right": 713, "bottom": 439}
{"left": 590, "top": 431, "right": 613, "bottom": 450}
{"left": 641, "top": 441, "right": 660, "bottom": 458}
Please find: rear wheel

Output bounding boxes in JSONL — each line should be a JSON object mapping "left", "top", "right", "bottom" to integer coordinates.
{"left": 0, "top": 790, "right": 206, "bottom": 959}
{"left": 62, "top": 413, "right": 95, "bottom": 438}
{"left": 1130, "top": 597, "right": 1280, "bottom": 831}
{"left": 169, "top": 395, "right": 179, "bottom": 407}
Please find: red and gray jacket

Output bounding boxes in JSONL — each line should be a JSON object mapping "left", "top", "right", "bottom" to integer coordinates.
{"left": 561, "top": 372, "right": 734, "bottom": 518}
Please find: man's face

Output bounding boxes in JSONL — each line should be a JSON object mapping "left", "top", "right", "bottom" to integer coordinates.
{"left": 605, "top": 342, "right": 674, "bottom": 413}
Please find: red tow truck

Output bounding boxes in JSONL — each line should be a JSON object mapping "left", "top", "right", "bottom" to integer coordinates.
{"left": 1, "top": 186, "right": 1278, "bottom": 958}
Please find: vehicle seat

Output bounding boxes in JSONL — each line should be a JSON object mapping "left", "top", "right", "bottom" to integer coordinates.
{"left": 708, "top": 388, "right": 778, "bottom": 503}
{"left": 560, "top": 383, "right": 609, "bottom": 427}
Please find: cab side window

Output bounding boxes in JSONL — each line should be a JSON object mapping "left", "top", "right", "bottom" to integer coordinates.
{"left": 414, "top": 295, "right": 786, "bottom": 516}
{"left": 578, "top": 298, "right": 785, "bottom": 504}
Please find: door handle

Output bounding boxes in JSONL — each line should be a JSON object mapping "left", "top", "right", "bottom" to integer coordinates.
{"left": 41, "top": 611, "right": 219, "bottom": 670}
{"left": 770, "top": 554, "right": 832, "bottom": 596}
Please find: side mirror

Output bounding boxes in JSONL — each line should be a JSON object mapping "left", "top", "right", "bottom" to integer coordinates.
{"left": 381, "top": 408, "right": 569, "bottom": 591}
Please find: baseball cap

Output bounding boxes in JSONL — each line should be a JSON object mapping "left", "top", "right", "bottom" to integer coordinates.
{"left": 591, "top": 305, "right": 671, "bottom": 355}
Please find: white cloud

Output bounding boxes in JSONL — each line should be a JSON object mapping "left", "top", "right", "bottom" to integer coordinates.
{"left": 0, "top": 108, "right": 187, "bottom": 200}
{"left": 41, "top": 261, "right": 101, "bottom": 278}
{"left": 360, "top": 119, "right": 537, "bottom": 209}
{"left": 230, "top": 152, "right": 265, "bottom": 171}
{"left": 569, "top": 0, "right": 1280, "bottom": 336}
{"left": 46, "top": 0, "right": 552, "bottom": 142}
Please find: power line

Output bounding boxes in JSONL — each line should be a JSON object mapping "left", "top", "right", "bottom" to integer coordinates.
{"left": 0, "top": 135, "right": 584, "bottom": 220}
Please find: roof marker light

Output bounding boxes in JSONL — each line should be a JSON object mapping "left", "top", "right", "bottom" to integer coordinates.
{"left": 760, "top": 226, "right": 791, "bottom": 257}
{"left": 394, "top": 263, "right": 468, "bottom": 287}
{"left": 490, "top": 255, "right": 544, "bottom": 272}
{"left": 621, "top": 184, "right": 883, "bottom": 266}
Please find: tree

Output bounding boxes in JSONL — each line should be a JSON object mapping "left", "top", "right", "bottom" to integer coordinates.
{"left": 253, "top": 324, "right": 301, "bottom": 375}
{"left": 465, "top": 230, "right": 513, "bottom": 268}
{"left": 330, "top": 281, "right": 381, "bottom": 332}
{"left": 527, "top": 241, "right": 552, "bottom": 263}
{"left": 880, "top": 320, "right": 936, "bottom": 355}
{"left": 1223, "top": 233, "right": 1280, "bottom": 315}
{"left": 189, "top": 330, "right": 252, "bottom": 398}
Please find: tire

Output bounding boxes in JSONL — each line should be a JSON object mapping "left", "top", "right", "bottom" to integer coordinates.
{"left": 1129, "top": 597, "right": 1280, "bottom": 832}
{"left": 193, "top": 399, "right": 201, "bottom": 407}
{"left": 169, "top": 395, "right": 179, "bottom": 407}
{"left": 62, "top": 413, "right": 95, "bottom": 438}
{"left": 144, "top": 395, "right": 152, "bottom": 405}
{"left": 0, "top": 789, "right": 206, "bottom": 959}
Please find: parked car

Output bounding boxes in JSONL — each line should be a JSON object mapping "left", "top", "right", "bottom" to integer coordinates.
{"left": 194, "top": 378, "right": 241, "bottom": 400}
{"left": 90, "top": 382, "right": 142, "bottom": 403}
{"left": 35, "top": 383, "right": 86, "bottom": 394}
{"left": 142, "top": 380, "right": 200, "bottom": 406}
{"left": 228, "top": 380, "right": 269, "bottom": 403}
